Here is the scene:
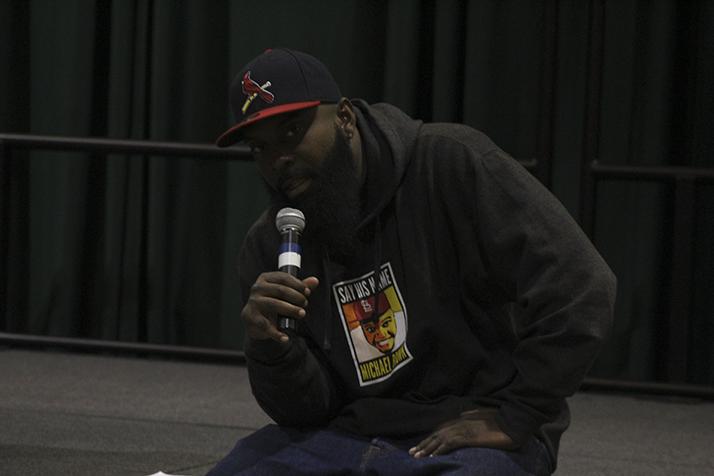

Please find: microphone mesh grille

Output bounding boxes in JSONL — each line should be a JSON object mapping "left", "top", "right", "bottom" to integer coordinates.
{"left": 275, "top": 207, "right": 306, "bottom": 233}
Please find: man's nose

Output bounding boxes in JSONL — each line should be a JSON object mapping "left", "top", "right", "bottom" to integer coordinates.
{"left": 261, "top": 144, "right": 293, "bottom": 169}
{"left": 271, "top": 153, "right": 294, "bottom": 174}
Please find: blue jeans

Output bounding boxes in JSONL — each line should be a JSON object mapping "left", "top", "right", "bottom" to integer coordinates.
{"left": 207, "top": 425, "right": 552, "bottom": 475}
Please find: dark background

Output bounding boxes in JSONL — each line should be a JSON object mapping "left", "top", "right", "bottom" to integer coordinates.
{"left": 1, "top": 0, "right": 712, "bottom": 386}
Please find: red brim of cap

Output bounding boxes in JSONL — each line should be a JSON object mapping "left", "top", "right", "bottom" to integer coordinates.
{"left": 215, "top": 101, "right": 321, "bottom": 147}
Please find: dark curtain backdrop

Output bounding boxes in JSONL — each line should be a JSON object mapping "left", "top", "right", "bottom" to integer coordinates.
{"left": 1, "top": 0, "right": 712, "bottom": 385}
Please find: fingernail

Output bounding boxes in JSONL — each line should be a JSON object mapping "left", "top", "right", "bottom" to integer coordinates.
{"left": 298, "top": 309, "right": 306, "bottom": 317}
{"left": 280, "top": 335, "right": 289, "bottom": 343}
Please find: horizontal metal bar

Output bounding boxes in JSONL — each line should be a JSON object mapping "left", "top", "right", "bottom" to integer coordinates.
{"left": 0, "top": 332, "right": 245, "bottom": 363}
{"left": 0, "top": 133, "right": 252, "bottom": 160}
{"left": 591, "top": 161, "right": 714, "bottom": 181}
{"left": 1, "top": 133, "right": 541, "bottom": 171}
{"left": 581, "top": 377, "right": 714, "bottom": 400}
{"left": 518, "top": 158, "right": 538, "bottom": 172}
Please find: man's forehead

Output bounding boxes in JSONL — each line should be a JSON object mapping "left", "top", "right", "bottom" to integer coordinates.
{"left": 241, "top": 105, "right": 333, "bottom": 141}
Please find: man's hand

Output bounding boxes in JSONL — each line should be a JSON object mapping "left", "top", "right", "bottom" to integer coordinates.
{"left": 409, "top": 408, "right": 517, "bottom": 458}
{"left": 241, "top": 272, "right": 319, "bottom": 343}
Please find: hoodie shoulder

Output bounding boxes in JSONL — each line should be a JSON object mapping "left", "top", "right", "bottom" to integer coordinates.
{"left": 419, "top": 122, "right": 501, "bottom": 158}
{"left": 353, "top": 99, "right": 499, "bottom": 161}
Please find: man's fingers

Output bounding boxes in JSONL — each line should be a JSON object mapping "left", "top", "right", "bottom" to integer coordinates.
{"left": 429, "top": 441, "right": 453, "bottom": 456}
{"left": 302, "top": 276, "right": 320, "bottom": 294}
{"left": 262, "top": 271, "right": 314, "bottom": 291}
{"left": 252, "top": 279, "right": 309, "bottom": 307}
{"left": 245, "top": 309, "right": 298, "bottom": 343}
{"left": 243, "top": 297, "right": 306, "bottom": 340}
{"left": 241, "top": 273, "right": 319, "bottom": 344}
{"left": 255, "top": 314, "right": 289, "bottom": 342}
{"left": 409, "top": 433, "right": 446, "bottom": 458}
{"left": 409, "top": 416, "right": 517, "bottom": 459}
{"left": 252, "top": 272, "right": 319, "bottom": 305}
{"left": 253, "top": 296, "right": 307, "bottom": 319}
{"left": 242, "top": 298, "right": 304, "bottom": 343}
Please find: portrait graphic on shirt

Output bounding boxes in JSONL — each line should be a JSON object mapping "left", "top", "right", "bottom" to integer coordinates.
{"left": 333, "top": 262, "right": 413, "bottom": 386}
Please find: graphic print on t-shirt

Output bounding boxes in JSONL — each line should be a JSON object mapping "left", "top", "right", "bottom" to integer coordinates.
{"left": 332, "top": 262, "right": 413, "bottom": 386}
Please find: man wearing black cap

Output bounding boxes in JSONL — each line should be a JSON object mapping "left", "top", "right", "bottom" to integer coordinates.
{"left": 209, "top": 48, "right": 616, "bottom": 475}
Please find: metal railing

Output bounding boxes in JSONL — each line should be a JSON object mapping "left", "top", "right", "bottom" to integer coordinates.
{"left": 0, "top": 133, "right": 253, "bottom": 362}
{"left": 0, "top": 133, "right": 253, "bottom": 158}
{"left": 581, "top": 161, "right": 714, "bottom": 388}
{"left": 1, "top": 133, "right": 713, "bottom": 399}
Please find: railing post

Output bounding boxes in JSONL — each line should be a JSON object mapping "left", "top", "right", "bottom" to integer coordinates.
{"left": 579, "top": 0, "right": 604, "bottom": 234}
{"left": 0, "top": 139, "right": 7, "bottom": 330}
{"left": 666, "top": 177, "right": 695, "bottom": 382}
{"left": 535, "top": 0, "right": 558, "bottom": 189}
{"left": 581, "top": 160, "right": 598, "bottom": 238}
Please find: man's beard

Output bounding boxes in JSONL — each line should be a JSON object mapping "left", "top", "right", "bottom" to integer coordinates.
{"left": 269, "top": 126, "right": 361, "bottom": 257}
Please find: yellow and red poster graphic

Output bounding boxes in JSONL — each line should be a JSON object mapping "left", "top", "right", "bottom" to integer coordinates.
{"left": 332, "top": 262, "right": 413, "bottom": 386}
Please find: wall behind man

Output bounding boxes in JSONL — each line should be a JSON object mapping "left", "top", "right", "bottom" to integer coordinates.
{"left": 1, "top": 0, "right": 712, "bottom": 385}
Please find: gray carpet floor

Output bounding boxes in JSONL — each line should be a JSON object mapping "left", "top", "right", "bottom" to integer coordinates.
{"left": 1, "top": 348, "right": 712, "bottom": 475}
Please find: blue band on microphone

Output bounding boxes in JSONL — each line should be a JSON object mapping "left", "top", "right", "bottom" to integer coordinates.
{"left": 279, "top": 242, "right": 302, "bottom": 254}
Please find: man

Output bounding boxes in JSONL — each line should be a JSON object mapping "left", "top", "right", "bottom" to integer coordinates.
{"left": 209, "top": 48, "right": 616, "bottom": 475}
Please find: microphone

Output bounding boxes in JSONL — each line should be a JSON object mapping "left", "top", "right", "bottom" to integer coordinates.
{"left": 275, "top": 207, "right": 306, "bottom": 331}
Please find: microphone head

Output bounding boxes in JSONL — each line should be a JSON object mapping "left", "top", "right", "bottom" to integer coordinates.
{"left": 276, "top": 207, "right": 306, "bottom": 233}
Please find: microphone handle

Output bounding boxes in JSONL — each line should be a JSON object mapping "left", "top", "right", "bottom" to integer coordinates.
{"left": 277, "top": 228, "right": 301, "bottom": 331}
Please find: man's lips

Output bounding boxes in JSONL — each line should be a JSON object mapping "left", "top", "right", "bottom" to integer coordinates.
{"left": 279, "top": 176, "right": 311, "bottom": 199}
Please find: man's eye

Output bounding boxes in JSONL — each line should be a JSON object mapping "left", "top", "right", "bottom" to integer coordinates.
{"left": 284, "top": 123, "right": 303, "bottom": 140}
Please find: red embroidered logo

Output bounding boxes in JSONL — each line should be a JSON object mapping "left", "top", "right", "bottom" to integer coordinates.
{"left": 241, "top": 71, "right": 274, "bottom": 114}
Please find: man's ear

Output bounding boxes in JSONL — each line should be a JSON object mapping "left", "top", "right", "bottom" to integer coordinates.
{"left": 335, "top": 98, "right": 356, "bottom": 139}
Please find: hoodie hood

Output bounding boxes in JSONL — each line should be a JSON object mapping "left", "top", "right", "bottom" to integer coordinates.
{"left": 351, "top": 100, "right": 423, "bottom": 230}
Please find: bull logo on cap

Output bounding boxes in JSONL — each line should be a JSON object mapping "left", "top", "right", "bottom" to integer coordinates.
{"left": 241, "top": 71, "right": 275, "bottom": 114}
{"left": 353, "top": 294, "right": 397, "bottom": 354}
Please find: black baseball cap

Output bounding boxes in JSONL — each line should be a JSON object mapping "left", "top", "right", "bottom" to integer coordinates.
{"left": 216, "top": 48, "right": 342, "bottom": 147}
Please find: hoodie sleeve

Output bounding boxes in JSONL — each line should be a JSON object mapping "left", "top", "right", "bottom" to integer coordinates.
{"left": 438, "top": 138, "right": 617, "bottom": 445}
{"left": 238, "top": 220, "right": 342, "bottom": 427}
